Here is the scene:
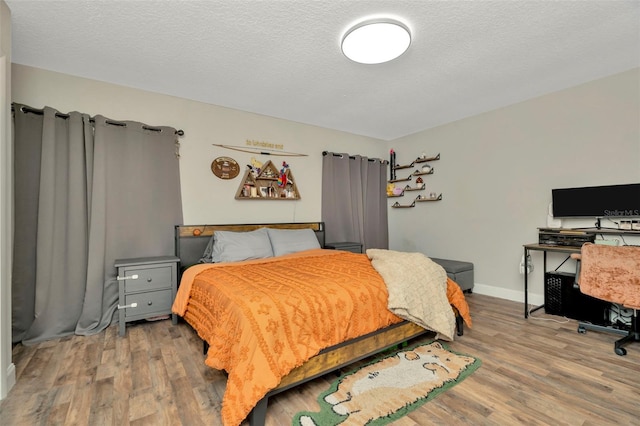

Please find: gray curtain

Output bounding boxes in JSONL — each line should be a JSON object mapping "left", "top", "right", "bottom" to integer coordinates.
{"left": 12, "top": 105, "right": 183, "bottom": 344}
{"left": 321, "top": 152, "right": 388, "bottom": 250}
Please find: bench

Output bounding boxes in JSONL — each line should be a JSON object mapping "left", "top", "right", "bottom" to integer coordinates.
{"left": 431, "top": 258, "right": 474, "bottom": 293}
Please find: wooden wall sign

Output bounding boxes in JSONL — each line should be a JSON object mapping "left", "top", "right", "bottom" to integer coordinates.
{"left": 211, "top": 157, "right": 240, "bottom": 179}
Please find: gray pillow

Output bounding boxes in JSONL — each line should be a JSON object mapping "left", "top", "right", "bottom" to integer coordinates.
{"left": 266, "top": 228, "right": 321, "bottom": 257}
{"left": 208, "top": 228, "right": 274, "bottom": 263}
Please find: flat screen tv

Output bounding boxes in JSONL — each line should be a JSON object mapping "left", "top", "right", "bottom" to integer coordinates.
{"left": 552, "top": 183, "right": 640, "bottom": 218}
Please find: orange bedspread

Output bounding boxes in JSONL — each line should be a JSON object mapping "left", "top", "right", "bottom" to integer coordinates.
{"left": 172, "top": 249, "right": 470, "bottom": 426}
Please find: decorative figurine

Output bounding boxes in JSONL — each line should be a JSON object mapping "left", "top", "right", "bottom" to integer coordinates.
{"left": 278, "top": 161, "right": 289, "bottom": 187}
{"left": 248, "top": 157, "right": 262, "bottom": 177}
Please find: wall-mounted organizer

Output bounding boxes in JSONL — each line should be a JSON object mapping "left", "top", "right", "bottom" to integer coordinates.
{"left": 388, "top": 151, "right": 441, "bottom": 208}
{"left": 235, "top": 160, "right": 300, "bottom": 200}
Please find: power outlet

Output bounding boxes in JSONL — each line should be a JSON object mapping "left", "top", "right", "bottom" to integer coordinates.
{"left": 519, "top": 254, "right": 533, "bottom": 275}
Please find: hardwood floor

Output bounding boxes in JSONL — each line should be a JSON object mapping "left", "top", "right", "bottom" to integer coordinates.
{"left": 2, "top": 294, "right": 639, "bottom": 425}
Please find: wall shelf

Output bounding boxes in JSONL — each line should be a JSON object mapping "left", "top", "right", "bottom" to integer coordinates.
{"left": 414, "top": 153, "right": 440, "bottom": 163}
{"left": 412, "top": 168, "right": 434, "bottom": 176}
{"left": 404, "top": 183, "right": 425, "bottom": 191}
{"left": 391, "top": 201, "right": 416, "bottom": 208}
{"left": 392, "top": 163, "right": 414, "bottom": 171}
{"left": 235, "top": 160, "right": 300, "bottom": 200}
{"left": 388, "top": 176, "right": 412, "bottom": 184}
{"left": 388, "top": 150, "right": 441, "bottom": 204}
{"left": 416, "top": 193, "right": 442, "bottom": 201}
{"left": 391, "top": 154, "right": 440, "bottom": 172}
{"left": 391, "top": 194, "right": 442, "bottom": 208}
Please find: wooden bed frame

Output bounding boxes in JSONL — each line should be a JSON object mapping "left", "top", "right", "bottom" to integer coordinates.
{"left": 174, "top": 222, "right": 435, "bottom": 426}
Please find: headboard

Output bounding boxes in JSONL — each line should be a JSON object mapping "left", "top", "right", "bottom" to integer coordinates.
{"left": 174, "top": 222, "right": 325, "bottom": 271}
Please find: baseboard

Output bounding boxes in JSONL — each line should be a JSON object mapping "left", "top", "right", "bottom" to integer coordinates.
{"left": 1, "top": 362, "right": 15, "bottom": 400}
{"left": 470, "top": 283, "right": 544, "bottom": 307}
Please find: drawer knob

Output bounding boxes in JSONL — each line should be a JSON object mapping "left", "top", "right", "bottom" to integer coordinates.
{"left": 148, "top": 301, "right": 153, "bottom": 306}
{"left": 147, "top": 278, "right": 152, "bottom": 282}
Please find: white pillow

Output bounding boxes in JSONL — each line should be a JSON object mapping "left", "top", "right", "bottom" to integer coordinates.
{"left": 210, "top": 228, "right": 274, "bottom": 263}
{"left": 266, "top": 228, "right": 321, "bottom": 257}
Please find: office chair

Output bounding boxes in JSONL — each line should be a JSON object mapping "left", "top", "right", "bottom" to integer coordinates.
{"left": 574, "top": 243, "right": 640, "bottom": 356}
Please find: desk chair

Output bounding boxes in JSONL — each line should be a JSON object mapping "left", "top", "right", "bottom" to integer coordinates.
{"left": 574, "top": 243, "right": 640, "bottom": 356}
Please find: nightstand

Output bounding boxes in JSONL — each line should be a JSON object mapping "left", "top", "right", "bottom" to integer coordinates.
{"left": 115, "top": 256, "right": 179, "bottom": 336}
{"left": 325, "top": 242, "right": 363, "bottom": 254}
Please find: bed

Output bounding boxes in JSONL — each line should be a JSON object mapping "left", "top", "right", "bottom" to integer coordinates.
{"left": 172, "top": 222, "right": 471, "bottom": 426}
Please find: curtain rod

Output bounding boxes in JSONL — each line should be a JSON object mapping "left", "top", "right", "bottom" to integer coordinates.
{"left": 11, "top": 104, "right": 185, "bottom": 136}
{"left": 322, "top": 151, "right": 388, "bottom": 164}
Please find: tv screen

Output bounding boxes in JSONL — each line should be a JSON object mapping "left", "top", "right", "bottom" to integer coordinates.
{"left": 552, "top": 183, "right": 640, "bottom": 218}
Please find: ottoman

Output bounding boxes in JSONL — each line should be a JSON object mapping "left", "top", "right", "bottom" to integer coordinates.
{"left": 430, "top": 258, "right": 474, "bottom": 293}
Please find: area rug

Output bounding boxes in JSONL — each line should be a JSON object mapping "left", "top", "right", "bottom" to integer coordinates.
{"left": 293, "top": 341, "right": 481, "bottom": 426}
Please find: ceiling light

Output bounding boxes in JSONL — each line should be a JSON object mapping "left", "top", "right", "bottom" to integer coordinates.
{"left": 341, "top": 19, "right": 411, "bottom": 64}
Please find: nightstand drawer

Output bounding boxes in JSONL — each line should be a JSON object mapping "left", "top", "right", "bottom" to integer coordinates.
{"left": 122, "top": 265, "right": 172, "bottom": 293}
{"left": 123, "top": 289, "right": 172, "bottom": 318}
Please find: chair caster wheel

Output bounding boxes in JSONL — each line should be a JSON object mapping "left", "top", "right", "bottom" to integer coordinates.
{"left": 615, "top": 347, "right": 627, "bottom": 356}
{"left": 577, "top": 326, "right": 586, "bottom": 334}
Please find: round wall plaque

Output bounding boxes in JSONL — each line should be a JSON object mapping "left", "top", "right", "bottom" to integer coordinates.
{"left": 211, "top": 156, "right": 240, "bottom": 180}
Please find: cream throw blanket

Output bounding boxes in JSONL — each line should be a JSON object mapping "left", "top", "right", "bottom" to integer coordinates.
{"left": 367, "top": 249, "right": 456, "bottom": 341}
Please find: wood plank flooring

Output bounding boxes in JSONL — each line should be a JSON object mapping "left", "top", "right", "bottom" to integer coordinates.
{"left": 2, "top": 294, "right": 639, "bottom": 425}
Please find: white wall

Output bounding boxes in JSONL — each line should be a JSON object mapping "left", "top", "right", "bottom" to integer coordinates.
{"left": 0, "top": 0, "right": 15, "bottom": 400}
{"left": 11, "top": 64, "right": 387, "bottom": 225}
{"left": 388, "top": 68, "right": 640, "bottom": 305}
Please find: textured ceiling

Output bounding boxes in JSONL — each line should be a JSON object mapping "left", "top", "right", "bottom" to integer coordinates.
{"left": 6, "top": 0, "right": 640, "bottom": 141}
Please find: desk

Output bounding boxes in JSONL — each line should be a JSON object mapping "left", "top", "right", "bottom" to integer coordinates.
{"left": 524, "top": 227, "right": 640, "bottom": 318}
{"left": 523, "top": 244, "right": 580, "bottom": 318}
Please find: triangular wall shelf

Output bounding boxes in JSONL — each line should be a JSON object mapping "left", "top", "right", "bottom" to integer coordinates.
{"left": 235, "top": 160, "right": 300, "bottom": 200}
